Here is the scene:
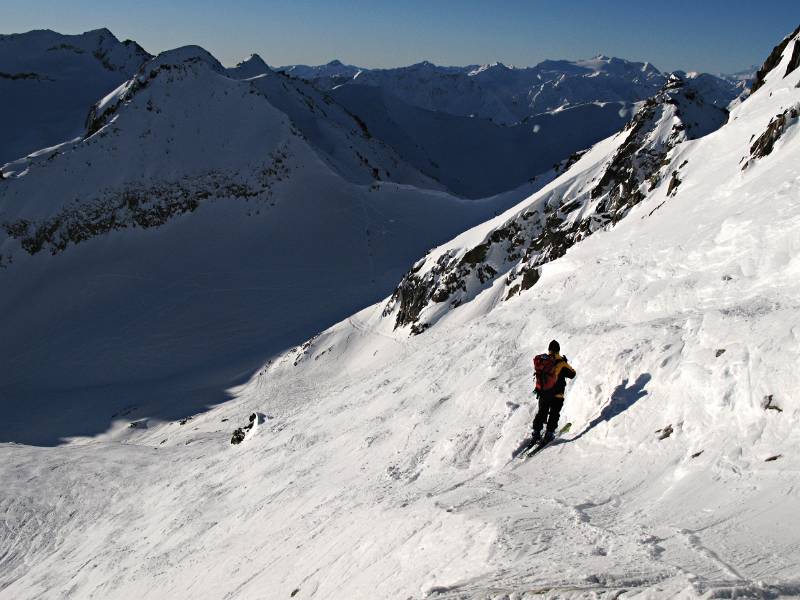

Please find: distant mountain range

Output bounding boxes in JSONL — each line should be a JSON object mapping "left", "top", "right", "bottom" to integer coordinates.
{"left": 2, "top": 29, "right": 745, "bottom": 198}
{"left": 274, "top": 55, "right": 743, "bottom": 122}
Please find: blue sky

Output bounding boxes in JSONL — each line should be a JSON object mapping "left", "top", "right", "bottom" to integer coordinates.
{"left": 4, "top": 0, "right": 799, "bottom": 73}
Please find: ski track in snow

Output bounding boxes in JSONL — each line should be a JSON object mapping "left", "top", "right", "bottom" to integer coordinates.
{"left": 2, "top": 267, "right": 799, "bottom": 600}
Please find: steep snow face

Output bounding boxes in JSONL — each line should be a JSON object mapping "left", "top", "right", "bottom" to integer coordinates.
{"left": 1, "top": 28, "right": 799, "bottom": 600}
{"left": 381, "top": 74, "right": 730, "bottom": 333}
{"left": 0, "top": 28, "right": 150, "bottom": 165}
{"left": 0, "top": 47, "right": 527, "bottom": 444}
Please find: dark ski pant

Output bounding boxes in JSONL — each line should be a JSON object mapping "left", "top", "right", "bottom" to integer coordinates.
{"left": 533, "top": 392, "right": 563, "bottom": 435}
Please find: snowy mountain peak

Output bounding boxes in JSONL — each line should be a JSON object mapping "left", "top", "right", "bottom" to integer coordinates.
{"left": 410, "top": 60, "right": 438, "bottom": 70}
{"left": 83, "top": 27, "right": 116, "bottom": 40}
{"left": 83, "top": 45, "right": 228, "bottom": 135}
{"left": 226, "top": 53, "right": 270, "bottom": 79}
{"left": 0, "top": 27, "right": 151, "bottom": 73}
{"left": 145, "top": 45, "right": 225, "bottom": 75}
{"left": 276, "top": 58, "right": 361, "bottom": 80}
{"left": 121, "top": 38, "right": 149, "bottom": 57}
{"left": 573, "top": 55, "right": 662, "bottom": 80}
{"left": 0, "top": 28, "right": 151, "bottom": 165}
{"left": 244, "top": 53, "right": 267, "bottom": 66}
{"left": 467, "top": 62, "right": 513, "bottom": 76}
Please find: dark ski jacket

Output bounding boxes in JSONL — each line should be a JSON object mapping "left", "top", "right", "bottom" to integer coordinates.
{"left": 542, "top": 352, "right": 576, "bottom": 399}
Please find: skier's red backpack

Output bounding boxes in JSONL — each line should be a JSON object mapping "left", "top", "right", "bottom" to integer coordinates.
{"left": 533, "top": 353, "right": 558, "bottom": 392}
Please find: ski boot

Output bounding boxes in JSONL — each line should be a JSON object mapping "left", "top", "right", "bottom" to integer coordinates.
{"left": 530, "top": 430, "right": 542, "bottom": 446}
{"left": 512, "top": 431, "right": 541, "bottom": 459}
{"left": 538, "top": 431, "right": 555, "bottom": 448}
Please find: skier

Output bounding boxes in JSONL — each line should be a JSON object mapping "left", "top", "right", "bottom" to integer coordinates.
{"left": 530, "top": 339, "right": 576, "bottom": 448}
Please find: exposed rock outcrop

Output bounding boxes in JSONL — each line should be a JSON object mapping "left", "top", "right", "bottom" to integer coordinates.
{"left": 744, "top": 104, "right": 799, "bottom": 168}
{"left": 785, "top": 39, "right": 800, "bottom": 78}
{"left": 231, "top": 413, "right": 266, "bottom": 445}
{"left": 1, "top": 148, "right": 290, "bottom": 256}
{"left": 751, "top": 25, "right": 800, "bottom": 93}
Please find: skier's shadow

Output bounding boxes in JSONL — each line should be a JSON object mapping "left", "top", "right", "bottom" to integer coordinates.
{"left": 564, "top": 373, "right": 652, "bottom": 444}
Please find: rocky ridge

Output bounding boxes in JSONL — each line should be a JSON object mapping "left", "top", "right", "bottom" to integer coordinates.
{"left": 751, "top": 24, "right": 800, "bottom": 93}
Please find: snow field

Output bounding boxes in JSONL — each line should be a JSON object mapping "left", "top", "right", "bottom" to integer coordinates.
{"left": 3, "top": 129, "right": 797, "bottom": 595}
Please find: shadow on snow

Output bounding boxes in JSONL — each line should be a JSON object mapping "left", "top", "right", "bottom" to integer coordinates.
{"left": 568, "top": 373, "right": 652, "bottom": 444}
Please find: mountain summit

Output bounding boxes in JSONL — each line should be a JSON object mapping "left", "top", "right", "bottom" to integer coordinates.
{"left": 226, "top": 53, "right": 270, "bottom": 79}
{"left": 0, "top": 28, "right": 150, "bottom": 164}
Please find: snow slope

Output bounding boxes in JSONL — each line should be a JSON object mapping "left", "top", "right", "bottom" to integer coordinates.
{"left": 0, "top": 45, "right": 531, "bottom": 445}
{"left": 0, "top": 28, "right": 150, "bottom": 165}
{"left": 1, "top": 26, "right": 799, "bottom": 600}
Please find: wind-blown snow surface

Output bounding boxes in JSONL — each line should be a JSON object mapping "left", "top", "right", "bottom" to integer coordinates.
{"left": 2, "top": 29, "right": 799, "bottom": 600}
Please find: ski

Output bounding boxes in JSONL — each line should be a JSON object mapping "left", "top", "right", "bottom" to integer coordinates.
{"left": 520, "top": 422, "right": 572, "bottom": 460}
